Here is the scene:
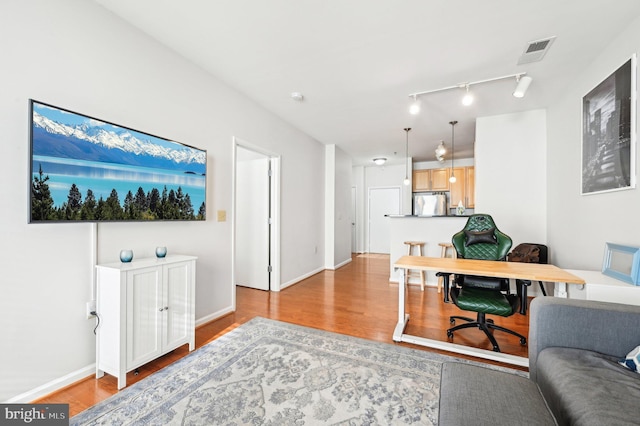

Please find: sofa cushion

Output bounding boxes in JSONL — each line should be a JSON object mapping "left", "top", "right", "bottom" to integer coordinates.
{"left": 439, "top": 362, "right": 556, "bottom": 426}
{"left": 537, "top": 347, "right": 640, "bottom": 426}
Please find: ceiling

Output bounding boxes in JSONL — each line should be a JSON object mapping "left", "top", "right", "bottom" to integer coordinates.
{"left": 93, "top": 0, "right": 640, "bottom": 166}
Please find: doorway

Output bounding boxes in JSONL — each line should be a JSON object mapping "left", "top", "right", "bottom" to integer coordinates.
{"left": 233, "top": 140, "right": 281, "bottom": 294}
{"left": 368, "top": 187, "right": 400, "bottom": 254}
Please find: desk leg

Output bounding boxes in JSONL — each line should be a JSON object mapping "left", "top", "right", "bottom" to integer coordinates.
{"left": 393, "top": 268, "right": 409, "bottom": 341}
{"left": 436, "top": 273, "right": 450, "bottom": 303}
{"left": 554, "top": 282, "right": 568, "bottom": 298}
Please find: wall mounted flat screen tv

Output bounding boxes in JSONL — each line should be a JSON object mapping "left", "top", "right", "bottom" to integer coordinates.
{"left": 29, "top": 100, "right": 207, "bottom": 222}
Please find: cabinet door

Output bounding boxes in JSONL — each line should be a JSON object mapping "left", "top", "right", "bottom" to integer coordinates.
{"left": 449, "top": 167, "right": 467, "bottom": 208}
{"left": 412, "top": 170, "right": 431, "bottom": 192}
{"left": 126, "top": 267, "right": 162, "bottom": 370}
{"left": 163, "top": 261, "right": 192, "bottom": 351}
{"left": 430, "top": 168, "right": 450, "bottom": 191}
{"left": 465, "top": 167, "right": 475, "bottom": 208}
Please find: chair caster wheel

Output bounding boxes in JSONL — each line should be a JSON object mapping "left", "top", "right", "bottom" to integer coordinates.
{"left": 447, "top": 330, "right": 453, "bottom": 339}
{"left": 520, "top": 338, "right": 527, "bottom": 345}
{"left": 450, "top": 318, "right": 455, "bottom": 325}
{"left": 493, "top": 347, "right": 500, "bottom": 352}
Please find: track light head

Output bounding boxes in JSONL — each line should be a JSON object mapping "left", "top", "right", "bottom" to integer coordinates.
{"left": 409, "top": 96, "right": 421, "bottom": 115}
{"left": 461, "top": 84, "right": 474, "bottom": 106}
{"left": 513, "top": 75, "right": 533, "bottom": 98}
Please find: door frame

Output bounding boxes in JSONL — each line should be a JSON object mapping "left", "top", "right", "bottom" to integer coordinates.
{"left": 232, "top": 138, "right": 281, "bottom": 308}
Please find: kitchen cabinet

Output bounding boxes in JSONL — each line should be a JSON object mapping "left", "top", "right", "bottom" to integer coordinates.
{"left": 413, "top": 168, "right": 450, "bottom": 192}
{"left": 466, "top": 166, "right": 475, "bottom": 208}
{"left": 95, "top": 255, "right": 196, "bottom": 389}
{"left": 449, "top": 166, "right": 475, "bottom": 209}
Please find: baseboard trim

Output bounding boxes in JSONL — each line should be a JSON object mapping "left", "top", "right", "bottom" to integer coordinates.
{"left": 6, "top": 364, "right": 96, "bottom": 403}
{"left": 327, "top": 257, "right": 352, "bottom": 270}
{"left": 195, "top": 306, "right": 234, "bottom": 327}
{"left": 280, "top": 266, "right": 325, "bottom": 290}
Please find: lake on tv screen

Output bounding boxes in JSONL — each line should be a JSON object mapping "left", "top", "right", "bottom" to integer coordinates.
{"left": 33, "top": 156, "right": 206, "bottom": 212}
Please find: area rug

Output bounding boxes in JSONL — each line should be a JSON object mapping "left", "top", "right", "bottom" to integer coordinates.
{"left": 71, "top": 317, "right": 526, "bottom": 425}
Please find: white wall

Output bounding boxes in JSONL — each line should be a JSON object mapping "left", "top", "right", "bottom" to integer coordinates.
{"left": 334, "top": 146, "right": 353, "bottom": 267}
{"left": 0, "top": 0, "right": 325, "bottom": 402}
{"left": 547, "top": 15, "right": 640, "bottom": 269}
{"left": 475, "top": 110, "right": 548, "bottom": 248}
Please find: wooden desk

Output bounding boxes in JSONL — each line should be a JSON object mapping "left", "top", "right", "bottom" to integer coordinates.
{"left": 392, "top": 256, "right": 586, "bottom": 367}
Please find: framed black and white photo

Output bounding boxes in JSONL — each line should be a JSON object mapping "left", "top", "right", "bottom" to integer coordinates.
{"left": 582, "top": 55, "right": 636, "bottom": 195}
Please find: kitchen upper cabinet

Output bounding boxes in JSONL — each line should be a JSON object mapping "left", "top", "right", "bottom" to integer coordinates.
{"left": 466, "top": 166, "right": 475, "bottom": 208}
{"left": 413, "top": 168, "right": 449, "bottom": 192}
{"left": 449, "top": 166, "right": 475, "bottom": 208}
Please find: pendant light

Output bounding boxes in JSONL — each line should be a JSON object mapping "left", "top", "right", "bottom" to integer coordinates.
{"left": 449, "top": 121, "right": 457, "bottom": 183}
{"left": 403, "top": 128, "right": 411, "bottom": 185}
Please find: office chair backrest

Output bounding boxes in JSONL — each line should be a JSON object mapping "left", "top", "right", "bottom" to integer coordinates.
{"left": 452, "top": 214, "right": 512, "bottom": 261}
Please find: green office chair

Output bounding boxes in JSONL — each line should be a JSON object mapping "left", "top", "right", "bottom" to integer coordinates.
{"left": 446, "top": 214, "right": 527, "bottom": 352}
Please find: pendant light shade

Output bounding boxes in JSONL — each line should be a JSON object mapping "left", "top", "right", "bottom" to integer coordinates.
{"left": 435, "top": 141, "right": 446, "bottom": 162}
{"left": 449, "top": 121, "right": 457, "bottom": 183}
{"left": 403, "top": 128, "right": 411, "bottom": 185}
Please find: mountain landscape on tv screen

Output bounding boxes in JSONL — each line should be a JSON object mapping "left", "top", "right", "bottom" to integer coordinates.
{"left": 32, "top": 111, "right": 206, "bottom": 175}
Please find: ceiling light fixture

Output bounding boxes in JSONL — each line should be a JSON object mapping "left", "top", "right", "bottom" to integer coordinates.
{"left": 461, "top": 84, "right": 474, "bottom": 106}
{"left": 513, "top": 75, "right": 533, "bottom": 98}
{"left": 409, "top": 95, "right": 421, "bottom": 115}
{"left": 435, "top": 141, "right": 446, "bottom": 163}
{"left": 373, "top": 157, "right": 387, "bottom": 166}
{"left": 408, "top": 73, "right": 530, "bottom": 112}
{"left": 448, "top": 121, "right": 457, "bottom": 183}
{"left": 403, "top": 128, "right": 411, "bottom": 186}
{"left": 290, "top": 92, "right": 304, "bottom": 102}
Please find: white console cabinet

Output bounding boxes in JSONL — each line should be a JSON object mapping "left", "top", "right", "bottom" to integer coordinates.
{"left": 564, "top": 269, "right": 640, "bottom": 306}
{"left": 95, "top": 255, "right": 197, "bottom": 389}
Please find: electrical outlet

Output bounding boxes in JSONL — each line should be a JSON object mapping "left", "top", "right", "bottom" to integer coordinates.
{"left": 86, "top": 300, "right": 96, "bottom": 319}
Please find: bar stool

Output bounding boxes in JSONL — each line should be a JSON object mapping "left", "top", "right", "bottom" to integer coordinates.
{"left": 438, "top": 242, "right": 457, "bottom": 293}
{"left": 403, "top": 241, "right": 426, "bottom": 291}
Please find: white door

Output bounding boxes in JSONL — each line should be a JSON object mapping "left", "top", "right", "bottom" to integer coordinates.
{"left": 368, "top": 187, "right": 401, "bottom": 254}
{"left": 235, "top": 146, "right": 270, "bottom": 290}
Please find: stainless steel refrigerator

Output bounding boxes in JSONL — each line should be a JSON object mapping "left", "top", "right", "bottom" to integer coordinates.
{"left": 413, "top": 193, "right": 447, "bottom": 216}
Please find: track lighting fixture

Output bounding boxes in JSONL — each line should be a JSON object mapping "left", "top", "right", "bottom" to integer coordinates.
{"left": 408, "top": 72, "right": 530, "bottom": 113}
{"left": 409, "top": 95, "right": 421, "bottom": 115}
{"left": 513, "top": 75, "right": 533, "bottom": 98}
{"left": 461, "top": 84, "right": 473, "bottom": 106}
{"left": 373, "top": 158, "right": 387, "bottom": 166}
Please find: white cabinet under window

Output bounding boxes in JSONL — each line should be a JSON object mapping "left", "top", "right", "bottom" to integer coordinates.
{"left": 95, "top": 255, "right": 197, "bottom": 389}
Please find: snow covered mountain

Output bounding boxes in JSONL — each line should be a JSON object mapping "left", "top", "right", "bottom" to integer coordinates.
{"left": 32, "top": 111, "right": 206, "bottom": 168}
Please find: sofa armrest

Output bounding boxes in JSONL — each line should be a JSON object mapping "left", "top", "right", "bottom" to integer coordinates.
{"left": 528, "top": 297, "right": 640, "bottom": 382}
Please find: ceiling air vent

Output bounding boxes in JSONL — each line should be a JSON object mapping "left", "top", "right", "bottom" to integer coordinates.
{"left": 517, "top": 36, "right": 556, "bottom": 65}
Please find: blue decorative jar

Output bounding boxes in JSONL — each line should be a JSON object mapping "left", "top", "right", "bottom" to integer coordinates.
{"left": 119, "top": 249, "right": 134, "bottom": 263}
{"left": 155, "top": 246, "right": 167, "bottom": 258}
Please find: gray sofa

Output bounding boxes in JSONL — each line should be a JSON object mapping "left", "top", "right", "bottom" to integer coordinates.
{"left": 439, "top": 297, "right": 640, "bottom": 425}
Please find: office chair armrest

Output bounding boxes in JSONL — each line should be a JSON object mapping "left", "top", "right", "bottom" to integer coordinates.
{"left": 528, "top": 297, "right": 640, "bottom": 382}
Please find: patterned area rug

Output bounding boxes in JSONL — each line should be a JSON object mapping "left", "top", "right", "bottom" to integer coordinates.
{"left": 71, "top": 317, "right": 525, "bottom": 425}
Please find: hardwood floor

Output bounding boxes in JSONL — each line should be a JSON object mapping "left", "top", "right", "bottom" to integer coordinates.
{"left": 36, "top": 253, "right": 530, "bottom": 417}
